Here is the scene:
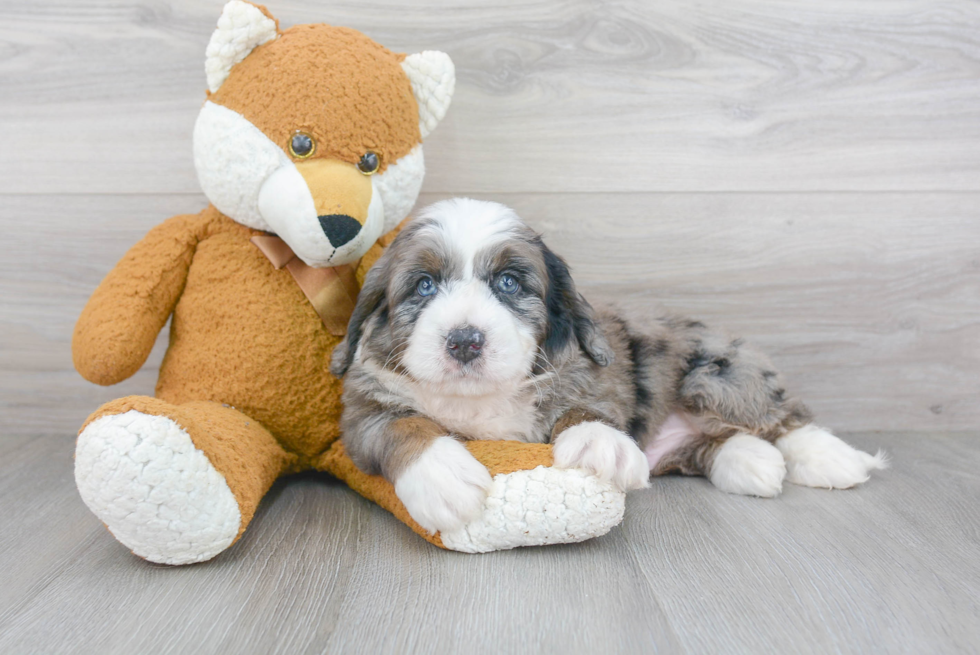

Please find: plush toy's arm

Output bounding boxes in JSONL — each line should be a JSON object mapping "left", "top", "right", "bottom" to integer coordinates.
{"left": 72, "top": 213, "right": 207, "bottom": 386}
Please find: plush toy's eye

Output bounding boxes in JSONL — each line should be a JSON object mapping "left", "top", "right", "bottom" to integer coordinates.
{"left": 289, "top": 132, "right": 316, "bottom": 159}
{"left": 495, "top": 273, "right": 519, "bottom": 295}
{"left": 357, "top": 151, "right": 381, "bottom": 175}
{"left": 417, "top": 276, "right": 437, "bottom": 297}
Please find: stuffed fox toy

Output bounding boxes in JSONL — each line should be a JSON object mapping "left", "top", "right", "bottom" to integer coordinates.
{"left": 72, "top": 1, "right": 625, "bottom": 565}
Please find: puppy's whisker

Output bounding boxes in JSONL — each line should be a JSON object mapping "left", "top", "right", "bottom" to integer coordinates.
{"left": 529, "top": 375, "right": 548, "bottom": 402}
{"left": 536, "top": 346, "right": 562, "bottom": 393}
{"left": 381, "top": 336, "right": 410, "bottom": 371}
{"left": 379, "top": 336, "right": 412, "bottom": 407}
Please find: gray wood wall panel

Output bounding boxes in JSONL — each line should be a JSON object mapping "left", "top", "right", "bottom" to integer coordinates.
{"left": 3, "top": 1, "right": 978, "bottom": 434}
{"left": 3, "top": 192, "right": 977, "bottom": 434}
{"left": 1, "top": 1, "right": 979, "bottom": 194}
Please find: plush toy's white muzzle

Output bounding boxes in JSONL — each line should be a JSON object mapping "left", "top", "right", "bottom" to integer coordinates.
{"left": 256, "top": 163, "right": 384, "bottom": 267}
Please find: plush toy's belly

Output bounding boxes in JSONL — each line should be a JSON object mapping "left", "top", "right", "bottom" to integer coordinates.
{"left": 155, "top": 228, "right": 344, "bottom": 460}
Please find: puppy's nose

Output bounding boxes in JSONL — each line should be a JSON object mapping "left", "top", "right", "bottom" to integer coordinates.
{"left": 446, "top": 326, "right": 485, "bottom": 364}
{"left": 318, "top": 214, "right": 362, "bottom": 248}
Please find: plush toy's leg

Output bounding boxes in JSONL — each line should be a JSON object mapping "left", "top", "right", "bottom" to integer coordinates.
{"left": 75, "top": 396, "right": 295, "bottom": 565}
{"left": 316, "top": 440, "right": 626, "bottom": 553}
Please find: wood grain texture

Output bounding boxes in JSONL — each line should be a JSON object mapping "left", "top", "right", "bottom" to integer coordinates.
{"left": 0, "top": 432, "right": 977, "bottom": 653}
{"left": 619, "top": 432, "right": 980, "bottom": 653}
{"left": 1, "top": 1, "right": 979, "bottom": 194}
{"left": 2, "top": 192, "right": 977, "bottom": 435}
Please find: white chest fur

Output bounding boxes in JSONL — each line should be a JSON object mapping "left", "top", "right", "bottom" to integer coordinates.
{"left": 362, "top": 361, "right": 547, "bottom": 443}
{"left": 413, "top": 388, "right": 543, "bottom": 443}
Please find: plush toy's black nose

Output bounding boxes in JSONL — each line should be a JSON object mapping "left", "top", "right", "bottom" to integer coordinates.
{"left": 446, "top": 326, "right": 485, "bottom": 364}
{"left": 318, "top": 214, "right": 362, "bottom": 248}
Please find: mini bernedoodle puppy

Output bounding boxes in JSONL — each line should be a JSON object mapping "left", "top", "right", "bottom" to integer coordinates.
{"left": 331, "top": 199, "right": 887, "bottom": 534}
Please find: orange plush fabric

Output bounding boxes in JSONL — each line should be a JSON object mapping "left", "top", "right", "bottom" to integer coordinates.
{"left": 211, "top": 23, "right": 419, "bottom": 174}
{"left": 76, "top": 207, "right": 392, "bottom": 462}
{"left": 82, "top": 395, "right": 296, "bottom": 542}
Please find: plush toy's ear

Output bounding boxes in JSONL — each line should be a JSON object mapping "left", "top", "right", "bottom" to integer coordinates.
{"left": 205, "top": 0, "right": 280, "bottom": 93}
{"left": 401, "top": 51, "right": 455, "bottom": 139}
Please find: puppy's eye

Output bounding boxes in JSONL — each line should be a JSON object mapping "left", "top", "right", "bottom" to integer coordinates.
{"left": 289, "top": 131, "right": 316, "bottom": 159}
{"left": 357, "top": 151, "right": 381, "bottom": 175}
{"left": 417, "top": 276, "right": 437, "bottom": 297}
{"left": 495, "top": 273, "right": 519, "bottom": 295}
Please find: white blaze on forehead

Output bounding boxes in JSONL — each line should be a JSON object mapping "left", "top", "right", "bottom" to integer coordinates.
{"left": 415, "top": 199, "right": 525, "bottom": 277}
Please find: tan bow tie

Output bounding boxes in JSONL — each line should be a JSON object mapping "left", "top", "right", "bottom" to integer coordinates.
{"left": 251, "top": 235, "right": 360, "bottom": 336}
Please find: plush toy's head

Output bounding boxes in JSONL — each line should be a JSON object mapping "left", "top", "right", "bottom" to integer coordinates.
{"left": 194, "top": 0, "right": 454, "bottom": 267}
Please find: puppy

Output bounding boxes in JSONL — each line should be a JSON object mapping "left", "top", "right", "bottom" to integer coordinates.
{"left": 330, "top": 199, "right": 887, "bottom": 534}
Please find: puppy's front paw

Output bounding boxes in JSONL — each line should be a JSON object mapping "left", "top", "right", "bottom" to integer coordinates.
{"left": 553, "top": 421, "right": 651, "bottom": 492}
{"left": 394, "top": 437, "right": 493, "bottom": 534}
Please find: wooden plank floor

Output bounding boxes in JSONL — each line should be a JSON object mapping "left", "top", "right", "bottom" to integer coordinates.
{"left": 0, "top": 432, "right": 977, "bottom": 653}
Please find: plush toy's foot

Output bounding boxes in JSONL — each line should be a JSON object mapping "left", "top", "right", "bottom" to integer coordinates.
{"left": 318, "top": 440, "right": 626, "bottom": 553}
{"left": 75, "top": 396, "right": 293, "bottom": 565}
{"left": 76, "top": 409, "right": 240, "bottom": 564}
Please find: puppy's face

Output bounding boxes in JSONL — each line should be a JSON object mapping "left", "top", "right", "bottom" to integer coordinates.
{"left": 394, "top": 203, "right": 546, "bottom": 395}
{"left": 332, "top": 199, "right": 613, "bottom": 395}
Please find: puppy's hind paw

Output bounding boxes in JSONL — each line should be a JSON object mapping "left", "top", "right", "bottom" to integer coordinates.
{"left": 709, "top": 434, "right": 786, "bottom": 498}
{"left": 395, "top": 437, "right": 493, "bottom": 534}
{"left": 553, "top": 421, "right": 651, "bottom": 492}
{"left": 776, "top": 425, "right": 888, "bottom": 489}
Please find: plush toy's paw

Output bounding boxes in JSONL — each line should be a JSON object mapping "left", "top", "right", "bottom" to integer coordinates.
{"left": 394, "top": 437, "right": 493, "bottom": 534}
{"left": 709, "top": 433, "right": 786, "bottom": 497}
{"left": 75, "top": 410, "right": 242, "bottom": 565}
{"left": 776, "top": 425, "right": 888, "bottom": 489}
{"left": 437, "top": 466, "right": 626, "bottom": 553}
{"left": 552, "top": 422, "right": 651, "bottom": 492}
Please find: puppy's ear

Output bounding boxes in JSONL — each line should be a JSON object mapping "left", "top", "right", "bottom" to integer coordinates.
{"left": 541, "top": 244, "right": 614, "bottom": 367}
{"left": 330, "top": 262, "right": 388, "bottom": 378}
